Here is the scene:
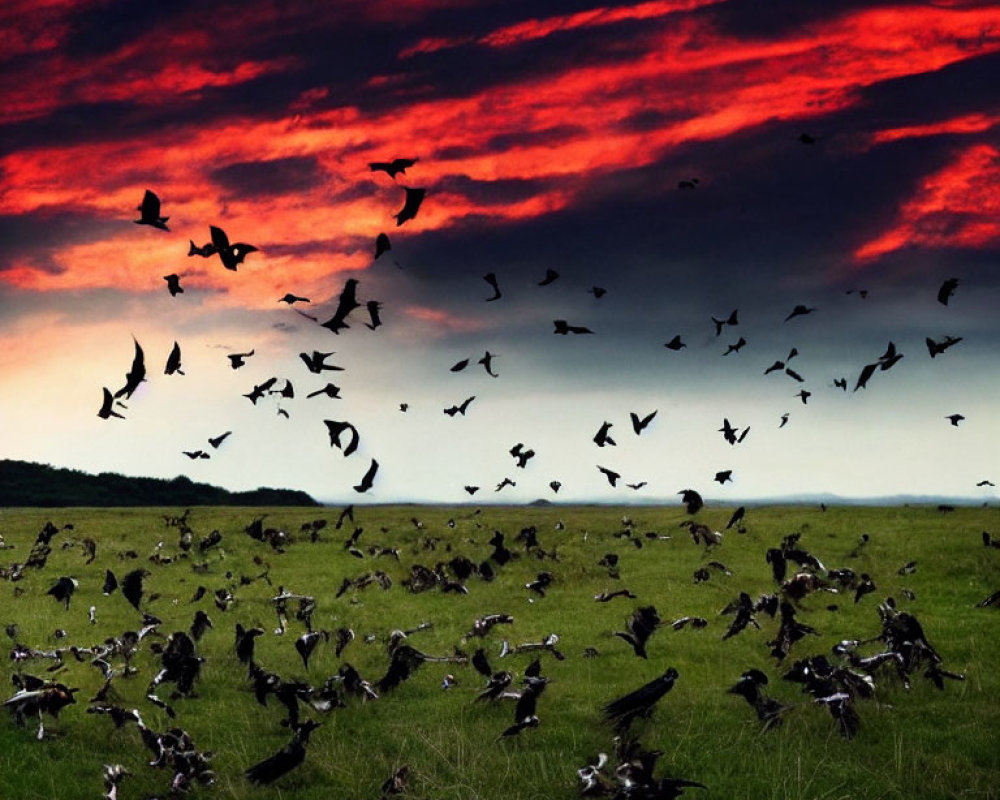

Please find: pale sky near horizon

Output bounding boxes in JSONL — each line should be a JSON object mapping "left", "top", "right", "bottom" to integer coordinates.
{"left": 1, "top": 0, "right": 998, "bottom": 505}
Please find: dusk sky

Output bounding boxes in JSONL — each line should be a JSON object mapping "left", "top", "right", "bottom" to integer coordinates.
{"left": 1, "top": 0, "right": 998, "bottom": 505}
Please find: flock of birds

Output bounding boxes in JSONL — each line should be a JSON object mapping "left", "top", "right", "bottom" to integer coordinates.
{"left": 2, "top": 501, "right": 997, "bottom": 798}
{"left": 92, "top": 157, "right": 990, "bottom": 504}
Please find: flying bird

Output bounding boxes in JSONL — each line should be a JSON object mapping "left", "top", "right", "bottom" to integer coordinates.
{"left": 537, "top": 269, "right": 559, "bottom": 286}
{"left": 784, "top": 305, "right": 817, "bottom": 322}
{"left": 678, "top": 489, "right": 703, "bottom": 514}
{"left": 443, "top": 396, "right": 475, "bottom": 416}
{"left": 354, "top": 459, "right": 379, "bottom": 493}
{"left": 723, "top": 337, "right": 747, "bottom": 355}
{"left": 114, "top": 337, "right": 146, "bottom": 400}
{"left": 209, "top": 225, "right": 257, "bottom": 271}
{"left": 374, "top": 233, "right": 392, "bottom": 260}
{"left": 228, "top": 350, "right": 254, "bottom": 369}
{"left": 597, "top": 465, "right": 621, "bottom": 487}
{"left": 164, "top": 341, "right": 183, "bottom": 376}
{"left": 664, "top": 335, "right": 686, "bottom": 351}
{"left": 714, "top": 470, "right": 733, "bottom": 484}
{"left": 602, "top": 667, "right": 678, "bottom": 733}
{"left": 320, "top": 279, "right": 362, "bottom": 334}
{"left": 365, "top": 301, "right": 383, "bottom": 331}
{"left": 712, "top": 309, "right": 738, "bottom": 336}
{"left": 279, "top": 293, "right": 310, "bottom": 304}
{"left": 588, "top": 286, "right": 607, "bottom": 298}
{"left": 307, "top": 383, "right": 342, "bottom": 399}
{"left": 937, "top": 277, "right": 959, "bottom": 305}
{"left": 369, "top": 157, "right": 418, "bottom": 178}
{"left": 483, "top": 272, "right": 502, "bottom": 302}
{"left": 593, "top": 421, "right": 616, "bottom": 447}
{"left": 300, "top": 351, "right": 343, "bottom": 373}
{"left": 135, "top": 190, "right": 168, "bottom": 230}
{"left": 394, "top": 186, "right": 425, "bottom": 226}
{"left": 98, "top": 387, "right": 125, "bottom": 420}
{"left": 163, "top": 274, "right": 183, "bottom": 296}
{"left": 553, "top": 320, "right": 593, "bottom": 334}
{"left": 208, "top": 431, "right": 232, "bottom": 449}
{"left": 244, "top": 377, "right": 277, "bottom": 404}
{"left": 945, "top": 414, "right": 965, "bottom": 426}
{"left": 325, "top": 420, "right": 360, "bottom": 456}
{"left": 926, "top": 335, "right": 963, "bottom": 358}
{"left": 630, "top": 410, "right": 657, "bottom": 435}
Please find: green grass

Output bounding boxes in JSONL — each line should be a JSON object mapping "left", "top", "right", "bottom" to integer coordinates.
{"left": 0, "top": 504, "right": 998, "bottom": 799}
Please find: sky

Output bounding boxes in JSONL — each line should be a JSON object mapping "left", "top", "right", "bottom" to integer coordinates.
{"left": 1, "top": 0, "right": 998, "bottom": 506}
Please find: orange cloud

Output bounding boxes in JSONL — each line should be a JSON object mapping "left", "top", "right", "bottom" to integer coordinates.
{"left": 404, "top": 305, "right": 489, "bottom": 333}
{"left": 868, "top": 113, "right": 1000, "bottom": 146}
{"left": 854, "top": 144, "right": 1000, "bottom": 261}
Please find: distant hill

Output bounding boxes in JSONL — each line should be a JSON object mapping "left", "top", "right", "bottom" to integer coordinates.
{"left": 0, "top": 460, "right": 319, "bottom": 507}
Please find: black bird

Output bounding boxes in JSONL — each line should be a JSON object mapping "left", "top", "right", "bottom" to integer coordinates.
{"left": 510, "top": 443, "right": 535, "bottom": 468}
{"left": 182, "top": 450, "right": 210, "bottom": 460}
{"left": 594, "top": 421, "right": 616, "bottom": 447}
{"left": 325, "top": 420, "right": 360, "bottom": 456}
{"left": 234, "top": 624, "right": 264, "bottom": 666}
{"left": 678, "top": 489, "right": 703, "bottom": 514}
{"left": 614, "top": 605, "right": 661, "bottom": 659}
{"left": 209, "top": 225, "right": 257, "bottom": 271}
{"left": 945, "top": 414, "right": 965, "bottom": 426}
{"left": 164, "top": 274, "right": 183, "bottom": 296}
{"left": 937, "top": 277, "right": 959, "bottom": 305}
{"left": 723, "top": 336, "right": 747, "bottom": 355}
{"left": 597, "top": 465, "right": 621, "bottom": 487}
{"left": 784, "top": 304, "right": 816, "bottom": 322}
{"left": 374, "top": 233, "right": 392, "bottom": 260}
{"left": 228, "top": 350, "right": 254, "bottom": 369}
{"left": 926, "top": 335, "right": 963, "bottom": 358}
{"left": 114, "top": 337, "right": 146, "bottom": 400}
{"left": 538, "top": 268, "right": 559, "bottom": 286}
{"left": 495, "top": 477, "right": 516, "bottom": 492}
{"left": 279, "top": 293, "right": 310, "bottom": 304}
{"left": 208, "top": 431, "right": 232, "bottom": 449}
{"left": 499, "top": 676, "right": 548, "bottom": 738}
{"left": 450, "top": 358, "right": 470, "bottom": 372}
{"left": 483, "top": 272, "right": 502, "bottom": 301}
{"left": 121, "top": 569, "right": 148, "bottom": 610}
{"left": 164, "top": 341, "right": 183, "bottom": 376}
{"left": 320, "top": 279, "right": 362, "bottom": 334}
{"left": 270, "top": 378, "right": 294, "bottom": 399}
{"left": 444, "top": 396, "right": 476, "bottom": 416}
{"left": 300, "top": 350, "right": 343, "bottom": 373}
{"left": 365, "top": 301, "right": 383, "bottom": 330}
{"left": 630, "top": 410, "right": 657, "bottom": 434}
{"left": 245, "top": 720, "right": 321, "bottom": 785}
{"left": 354, "top": 459, "right": 379, "bottom": 493}
{"left": 602, "top": 667, "right": 678, "bottom": 733}
{"left": 664, "top": 335, "right": 686, "bottom": 351}
{"left": 549, "top": 480, "right": 562, "bottom": 493}
{"left": 307, "top": 383, "right": 342, "bottom": 399}
{"left": 714, "top": 470, "right": 733, "bottom": 484}
{"left": 554, "top": 320, "right": 593, "bottom": 334}
{"left": 295, "top": 630, "right": 328, "bottom": 670}
{"left": 98, "top": 387, "right": 125, "bottom": 420}
{"left": 135, "top": 190, "right": 168, "bottom": 230}
{"left": 711, "top": 309, "right": 738, "bottom": 336}
{"left": 785, "top": 367, "right": 805, "bottom": 382}
{"left": 479, "top": 351, "right": 499, "bottom": 377}
{"left": 795, "top": 390, "right": 811, "bottom": 405}
{"left": 102, "top": 569, "right": 118, "bottom": 595}
{"left": 244, "top": 377, "right": 277, "bottom": 404}
{"left": 394, "top": 186, "right": 425, "bottom": 226}
{"left": 878, "top": 341, "right": 904, "bottom": 370}
{"left": 589, "top": 286, "right": 607, "bottom": 298}
{"left": 47, "top": 577, "right": 78, "bottom": 609}
{"left": 853, "top": 362, "right": 879, "bottom": 391}
{"left": 464, "top": 485, "right": 480, "bottom": 495}
{"left": 188, "top": 239, "right": 216, "bottom": 257}
{"left": 369, "top": 157, "right": 418, "bottom": 178}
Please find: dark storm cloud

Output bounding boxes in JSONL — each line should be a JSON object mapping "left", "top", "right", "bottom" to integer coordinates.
{"left": 707, "top": 0, "right": 885, "bottom": 38}
{"left": 211, "top": 156, "right": 325, "bottom": 198}
{"left": 0, "top": 212, "right": 125, "bottom": 273}
{"left": 60, "top": 0, "right": 204, "bottom": 59}
{"left": 433, "top": 174, "right": 556, "bottom": 206}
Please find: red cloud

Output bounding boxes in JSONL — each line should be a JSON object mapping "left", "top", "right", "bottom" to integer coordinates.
{"left": 854, "top": 144, "right": 1000, "bottom": 262}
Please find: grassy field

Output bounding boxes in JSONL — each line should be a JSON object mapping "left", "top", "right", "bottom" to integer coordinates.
{"left": 0, "top": 503, "right": 997, "bottom": 799}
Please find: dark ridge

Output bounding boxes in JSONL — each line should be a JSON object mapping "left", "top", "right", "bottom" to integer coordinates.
{"left": 0, "top": 459, "right": 319, "bottom": 507}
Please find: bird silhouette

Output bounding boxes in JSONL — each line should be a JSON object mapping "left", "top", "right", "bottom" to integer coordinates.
{"left": 784, "top": 305, "right": 817, "bottom": 322}
{"left": 325, "top": 420, "right": 360, "bottom": 456}
{"left": 365, "top": 301, "right": 383, "bottom": 330}
{"left": 320, "top": 279, "right": 361, "bottom": 334}
{"left": 779, "top": 413, "right": 789, "bottom": 428}
{"left": 937, "top": 277, "right": 959, "bottom": 305}
{"left": 588, "top": 286, "right": 607, "bottom": 298}
{"left": 227, "top": 350, "right": 254, "bottom": 369}
{"left": 594, "top": 421, "right": 616, "bottom": 447}
{"left": 374, "top": 232, "right": 392, "bottom": 260}
{"left": 183, "top": 450, "right": 209, "bottom": 460}
{"left": 926, "top": 335, "right": 962, "bottom": 357}
{"left": 554, "top": 320, "right": 593, "bottom": 334}
{"left": 307, "top": 383, "right": 341, "bottom": 399}
{"left": 795, "top": 390, "right": 811, "bottom": 404}
{"left": 114, "top": 337, "right": 146, "bottom": 400}
{"left": 278, "top": 293, "right": 310, "bottom": 304}
{"left": 664, "top": 335, "right": 686, "bottom": 351}
{"left": 163, "top": 274, "right": 183, "bottom": 296}
{"left": 723, "top": 337, "right": 747, "bottom": 355}
{"left": 47, "top": 576, "right": 78, "bottom": 609}
{"left": 714, "top": 470, "right": 733, "bottom": 484}
{"left": 495, "top": 477, "right": 516, "bottom": 492}
{"left": 121, "top": 568, "right": 148, "bottom": 610}
{"left": 369, "top": 157, "right": 418, "bottom": 178}
{"left": 602, "top": 667, "right": 678, "bottom": 733}
{"left": 597, "top": 465, "right": 620, "bottom": 487}
{"left": 300, "top": 351, "right": 343, "bottom": 373}
{"left": 945, "top": 414, "right": 965, "bottom": 426}
{"left": 483, "top": 273, "right": 502, "bottom": 301}
{"left": 208, "top": 431, "right": 232, "bottom": 449}
{"left": 188, "top": 240, "right": 216, "bottom": 257}
{"left": 135, "top": 190, "right": 168, "bottom": 230}
{"left": 443, "top": 396, "right": 475, "bottom": 416}
{"left": 614, "top": 605, "right": 661, "bottom": 658}
{"left": 98, "top": 387, "right": 125, "bottom": 420}
{"left": 354, "top": 459, "right": 379, "bottom": 493}
{"left": 394, "top": 186, "right": 425, "bottom": 226}
{"left": 164, "top": 341, "right": 183, "bottom": 376}
{"left": 712, "top": 309, "right": 738, "bottom": 336}
{"left": 549, "top": 480, "right": 562, "bottom": 493}
{"left": 630, "top": 410, "right": 657, "bottom": 435}
{"left": 464, "top": 485, "right": 480, "bottom": 495}
{"left": 537, "top": 268, "right": 559, "bottom": 286}
{"left": 244, "top": 377, "right": 277, "bottom": 404}
{"left": 478, "top": 351, "right": 499, "bottom": 377}
{"left": 209, "top": 225, "right": 257, "bottom": 271}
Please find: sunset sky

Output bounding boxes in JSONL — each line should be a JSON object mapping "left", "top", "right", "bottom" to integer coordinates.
{"left": 1, "top": 0, "right": 998, "bottom": 505}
